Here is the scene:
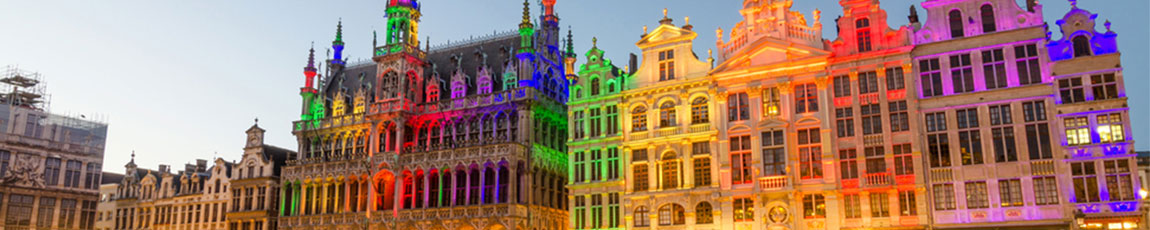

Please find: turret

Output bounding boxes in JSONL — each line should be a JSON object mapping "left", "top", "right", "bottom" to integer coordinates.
{"left": 564, "top": 29, "right": 577, "bottom": 81}
{"left": 331, "top": 20, "right": 345, "bottom": 66}
{"left": 384, "top": 0, "right": 421, "bottom": 48}
{"left": 517, "top": 0, "right": 535, "bottom": 54}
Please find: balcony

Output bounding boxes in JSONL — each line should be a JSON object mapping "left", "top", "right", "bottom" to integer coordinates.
{"left": 656, "top": 127, "right": 681, "bottom": 137}
{"left": 759, "top": 175, "right": 788, "bottom": 191}
{"left": 629, "top": 131, "right": 649, "bottom": 140}
{"left": 689, "top": 123, "right": 712, "bottom": 133}
{"left": 864, "top": 172, "right": 893, "bottom": 186}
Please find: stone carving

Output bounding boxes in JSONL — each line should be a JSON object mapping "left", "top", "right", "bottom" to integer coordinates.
{"left": 2, "top": 154, "right": 45, "bottom": 188}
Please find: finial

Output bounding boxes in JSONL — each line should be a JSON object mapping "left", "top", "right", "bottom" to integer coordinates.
{"left": 131, "top": 150, "right": 136, "bottom": 162}
{"left": 643, "top": 25, "right": 648, "bottom": 34}
{"left": 1069, "top": 0, "right": 1076, "bottom": 7}
{"left": 663, "top": 8, "right": 668, "bottom": 18}
{"left": 1105, "top": 20, "right": 1112, "bottom": 32}
{"left": 708, "top": 49, "right": 712, "bottom": 58}
{"left": 813, "top": 9, "right": 821, "bottom": 22}
{"left": 716, "top": 27, "right": 724, "bottom": 40}
{"left": 592, "top": 37, "right": 598, "bottom": 48}
{"left": 306, "top": 42, "right": 316, "bottom": 69}
{"left": 255, "top": 117, "right": 259, "bottom": 125}
{"left": 522, "top": 0, "right": 531, "bottom": 24}
{"left": 335, "top": 18, "right": 343, "bottom": 42}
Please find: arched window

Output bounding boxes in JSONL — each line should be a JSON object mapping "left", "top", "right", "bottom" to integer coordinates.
{"left": 632, "top": 107, "right": 648, "bottom": 132}
{"left": 690, "top": 97, "right": 709, "bottom": 124}
{"left": 659, "top": 101, "right": 677, "bottom": 127}
{"left": 981, "top": 5, "right": 997, "bottom": 33}
{"left": 696, "top": 202, "right": 714, "bottom": 224}
{"left": 1073, "top": 35, "right": 1092, "bottom": 57}
{"left": 590, "top": 78, "right": 601, "bottom": 96}
{"left": 454, "top": 168, "right": 467, "bottom": 206}
{"left": 607, "top": 82, "right": 616, "bottom": 93}
{"left": 949, "top": 10, "right": 965, "bottom": 38}
{"left": 574, "top": 88, "right": 582, "bottom": 99}
{"left": 634, "top": 206, "right": 650, "bottom": 227}
{"left": 856, "top": 18, "right": 872, "bottom": 52}
{"left": 658, "top": 204, "right": 686, "bottom": 225}
{"left": 661, "top": 153, "right": 679, "bottom": 190}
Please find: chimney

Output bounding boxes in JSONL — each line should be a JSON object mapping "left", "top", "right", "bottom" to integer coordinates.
{"left": 629, "top": 53, "right": 638, "bottom": 76}
{"left": 159, "top": 164, "right": 169, "bottom": 174}
{"left": 1026, "top": 0, "right": 1037, "bottom": 12}
{"left": 196, "top": 159, "right": 208, "bottom": 172}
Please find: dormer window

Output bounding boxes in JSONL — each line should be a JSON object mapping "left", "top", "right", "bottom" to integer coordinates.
{"left": 590, "top": 78, "right": 601, "bottom": 96}
{"left": 658, "top": 50, "right": 675, "bottom": 81}
{"left": 981, "top": 5, "right": 997, "bottom": 33}
{"left": 1073, "top": 35, "right": 1092, "bottom": 57}
{"left": 856, "top": 18, "right": 872, "bottom": 52}
{"left": 949, "top": 10, "right": 965, "bottom": 38}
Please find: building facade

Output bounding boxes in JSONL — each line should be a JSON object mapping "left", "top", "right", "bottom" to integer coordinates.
{"left": 1046, "top": 2, "right": 1141, "bottom": 229}
{"left": 567, "top": 36, "right": 630, "bottom": 229}
{"left": 278, "top": 1, "right": 570, "bottom": 229}
{"left": 0, "top": 66, "right": 107, "bottom": 230}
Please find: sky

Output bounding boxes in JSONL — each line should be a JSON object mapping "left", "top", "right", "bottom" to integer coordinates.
{"left": 0, "top": 0, "right": 1145, "bottom": 172}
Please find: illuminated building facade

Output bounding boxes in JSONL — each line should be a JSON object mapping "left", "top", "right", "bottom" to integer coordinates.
{"left": 278, "top": 0, "right": 570, "bottom": 229}
{"left": 619, "top": 10, "right": 719, "bottom": 230}
{"left": 1046, "top": 2, "right": 1140, "bottom": 229}
{"left": 825, "top": 0, "right": 927, "bottom": 229}
{"left": 567, "top": 35, "right": 630, "bottom": 229}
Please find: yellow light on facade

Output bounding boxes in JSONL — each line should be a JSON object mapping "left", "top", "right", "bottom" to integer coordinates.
{"left": 1139, "top": 189, "right": 1148, "bottom": 199}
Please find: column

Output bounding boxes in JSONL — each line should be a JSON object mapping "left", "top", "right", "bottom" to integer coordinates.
{"left": 478, "top": 167, "right": 486, "bottom": 205}
{"left": 508, "top": 166, "right": 518, "bottom": 204}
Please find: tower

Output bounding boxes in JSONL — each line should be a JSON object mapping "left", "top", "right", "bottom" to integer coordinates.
{"left": 384, "top": 0, "right": 421, "bottom": 48}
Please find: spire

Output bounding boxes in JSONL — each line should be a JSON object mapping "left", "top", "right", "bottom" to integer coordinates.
{"left": 331, "top": 19, "right": 346, "bottom": 65}
{"left": 305, "top": 43, "right": 316, "bottom": 72}
{"left": 519, "top": 0, "right": 533, "bottom": 29}
{"left": 335, "top": 18, "right": 344, "bottom": 43}
{"left": 565, "top": 27, "right": 575, "bottom": 57}
{"left": 126, "top": 150, "right": 137, "bottom": 168}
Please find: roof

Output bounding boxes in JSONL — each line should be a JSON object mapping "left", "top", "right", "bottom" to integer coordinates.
{"left": 101, "top": 172, "right": 124, "bottom": 185}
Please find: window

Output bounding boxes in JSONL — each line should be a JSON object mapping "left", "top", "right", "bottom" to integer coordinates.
{"left": 893, "top": 144, "right": 914, "bottom": 175}
{"left": 657, "top": 204, "right": 684, "bottom": 225}
{"left": 0, "top": 151, "right": 9, "bottom": 178}
{"left": 633, "top": 165, "right": 648, "bottom": 192}
{"left": 608, "top": 148, "right": 620, "bottom": 179}
{"left": 840, "top": 149, "right": 859, "bottom": 180}
{"left": 1034, "top": 176, "right": 1059, "bottom": 205}
{"left": 844, "top": 194, "right": 861, "bottom": 218}
{"left": 948, "top": 10, "right": 964, "bottom": 38}
{"left": 59, "top": 199, "right": 76, "bottom": 228}
{"left": 728, "top": 93, "right": 750, "bottom": 121}
{"left": 920, "top": 59, "right": 944, "bottom": 97}
{"left": 861, "top": 104, "right": 882, "bottom": 135}
{"left": 590, "top": 150, "right": 603, "bottom": 181}
{"left": 994, "top": 179, "right": 1024, "bottom": 208}
{"left": 899, "top": 190, "right": 918, "bottom": 216}
{"left": 1065, "top": 117, "right": 1091, "bottom": 146}
{"left": 658, "top": 50, "right": 675, "bottom": 81}
{"left": 64, "top": 160, "right": 81, "bottom": 188}
{"left": 958, "top": 130, "right": 983, "bottom": 165}
{"left": 37, "top": 197, "right": 55, "bottom": 228}
{"left": 1015, "top": 44, "right": 1042, "bottom": 85}
{"left": 890, "top": 101, "right": 909, "bottom": 132}
{"left": 590, "top": 108, "right": 602, "bottom": 137}
{"left": 1025, "top": 121, "right": 1053, "bottom": 160}
{"left": 1072, "top": 161, "right": 1101, "bottom": 203}
{"left": 798, "top": 128, "right": 823, "bottom": 179}
{"left": 590, "top": 78, "right": 600, "bottom": 96}
{"left": 608, "top": 82, "right": 615, "bottom": 93}
{"left": 591, "top": 194, "right": 603, "bottom": 227}
{"left": 574, "top": 196, "right": 585, "bottom": 228}
{"left": 695, "top": 202, "right": 713, "bottom": 224}
{"left": 85, "top": 163, "right": 101, "bottom": 190}
{"left": 633, "top": 149, "right": 648, "bottom": 162}
{"left": 631, "top": 107, "right": 647, "bottom": 132}
{"left": 608, "top": 193, "right": 621, "bottom": 227}
{"left": 794, "top": 84, "right": 819, "bottom": 113}
{"left": 8, "top": 194, "right": 34, "bottom": 228}
{"left": 871, "top": 193, "right": 890, "bottom": 217}
{"left": 925, "top": 112, "right": 948, "bottom": 133}
{"left": 1059, "top": 78, "right": 1086, "bottom": 104}
{"left": 762, "top": 87, "right": 781, "bottom": 117}
{"left": 1097, "top": 113, "right": 1125, "bottom": 143}
{"left": 44, "top": 157, "right": 61, "bottom": 186}
{"left": 965, "top": 181, "right": 989, "bottom": 209}
{"left": 835, "top": 108, "right": 855, "bottom": 137}
{"left": 992, "top": 127, "right": 1017, "bottom": 162}
{"left": 659, "top": 102, "right": 677, "bottom": 128}
{"left": 803, "top": 194, "right": 826, "bottom": 218}
{"left": 574, "top": 152, "right": 585, "bottom": 183}
{"left": 730, "top": 135, "right": 753, "bottom": 184}
{"left": 634, "top": 206, "right": 649, "bottom": 227}
{"left": 733, "top": 198, "right": 754, "bottom": 222}
{"left": 660, "top": 154, "right": 678, "bottom": 190}
{"left": 989, "top": 104, "right": 1013, "bottom": 126}
{"left": 1091, "top": 73, "right": 1119, "bottom": 100}
{"left": 864, "top": 147, "right": 886, "bottom": 175}
{"left": 693, "top": 157, "right": 711, "bottom": 187}
{"left": 1022, "top": 100, "right": 1048, "bottom": 122}
{"left": 928, "top": 134, "right": 951, "bottom": 168}
{"left": 955, "top": 108, "right": 979, "bottom": 129}
{"left": 1073, "top": 35, "right": 1092, "bottom": 57}
{"left": 886, "top": 67, "right": 905, "bottom": 90}
{"left": 857, "top": 18, "right": 872, "bottom": 52}
{"left": 859, "top": 71, "right": 879, "bottom": 94}
{"left": 833, "top": 75, "right": 852, "bottom": 98}
{"left": 606, "top": 105, "right": 619, "bottom": 135}
{"left": 983, "top": 48, "right": 1008, "bottom": 89}
{"left": 950, "top": 54, "right": 975, "bottom": 93}
{"left": 692, "top": 142, "right": 710, "bottom": 156}
{"left": 980, "top": 5, "right": 996, "bottom": 33}
{"left": 762, "top": 130, "right": 786, "bottom": 176}
{"left": 691, "top": 97, "right": 709, "bottom": 124}
{"left": 572, "top": 110, "right": 586, "bottom": 140}
{"left": 1104, "top": 159, "right": 1135, "bottom": 201}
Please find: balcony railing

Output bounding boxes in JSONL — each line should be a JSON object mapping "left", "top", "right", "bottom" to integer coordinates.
{"left": 930, "top": 168, "right": 953, "bottom": 182}
{"left": 759, "top": 175, "right": 788, "bottom": 190}
{"left": 629, "top": 131, "right": 649, "bottom": 140}
{"left": 1030, "top": 160, "right": 1056, "bottom": 175}
{"left": 689, "top": 123, "right": 712, "bottom": 133}
{"left": 656, "top": 127, "right": 681, "bottom": 137}
{"left": 864, "top": 172, "right": 893, "bottom": 186}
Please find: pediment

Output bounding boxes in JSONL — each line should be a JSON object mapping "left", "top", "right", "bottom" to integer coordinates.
{"left": 713, "top": 36, "right": 830, "bottom": 73}
{"left": 637, "top": 24, "right": 696, "bottom": 48}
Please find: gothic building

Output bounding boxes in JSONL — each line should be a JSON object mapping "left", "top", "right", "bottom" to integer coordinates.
{"left": 101, "top": 122, "right": 292, "bottom": 230}
{"left": 278, "top": 0, "right": 570, "bottom": 229}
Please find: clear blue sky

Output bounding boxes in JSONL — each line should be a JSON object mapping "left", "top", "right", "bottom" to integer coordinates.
{"left": 0, "top": 0, "right": 1144, "bottom": 172}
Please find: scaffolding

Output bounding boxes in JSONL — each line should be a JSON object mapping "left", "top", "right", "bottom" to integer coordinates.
{"left": 0, "top": 65, "right": 49, "bottom": 111}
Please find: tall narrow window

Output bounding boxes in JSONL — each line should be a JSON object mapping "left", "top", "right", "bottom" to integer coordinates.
{"left": 590, "top": 108, "right": 602, "bottom": 137}
{"left": 794, "top": 84, "right": 819, "bottom": 113}
{"left": 983, "top": 48, "right": 1008, "bottom": 89}
{"left": 1023, "top": 101, "right": 1053, "bottom": 160}
{"left": 573, "top": 110, "right": 585, "bottom": 139}
{"left": 1073, "top": 36, "right": 1092, "bottom": 57}
{"left": 607, "top": 148, "right": 620, "bottom": 180}
{"left": 633, "top": 165, "right": 648, "bottom": 192}
{"left": 590, "top": 78, "right": 600, "bottom": 96}
{"left": 870, "top": 193, "right": 890, "bottom": 217}
{"left": 861, "top": 104, "right": 882, "bottom": 135}
{"left": 1104, "top": 159, "right": 1135, "bottom": 201}
{"left": 889, "top": 101, "right": 910, "bottom": 132}
{"left": 573, "top": 151, "right": 585, "bottom": 183}
{"left": 730, "top": 135, "right": 753, "bottom": 184}
{"left": 574, "top": 196, "right": 585, "bottom": 229}
{"left": 659, "top": 102, "right": 677, "bottom": 128}
{"left": 608, "top": 193, "right": 620, "bottom": 227}
{"left": 920, "top": 59, "right": 944, "bottom": 97}
{"left": 660, "top": 154, "right": 678, "bottom": 190}
{"left": 728, "top": 93, "right": 750, "bottom": 121}
{"left": 835, "top": 108, "right": 855, "bottom": 138}
{"left": 949, "top": 10, "right": 965, "bottom": 38}
{"left": 1014, "top": 44, "right": 1043, "bottom": 85}
{"left": 856, "top": 18, "right": 872, "bottom": 52}
{"left": 691, "top": 97, "right": 709, "bottom": 124}
{"left": 840, "top": 149, "right": 859, "bottom": 180}
{"left": 693, "top": 157, "right": 710, "bottom": 187}
{"left": 899, "top": 190, "right": 918, "bottom": 216}
{"left": 590, "top": 150, "right": 603, "bottom": 181}
{"left": 844, "top": 194, "right": 861, "bottom": 218}
{"left": 44, "top": 157, "right": 61, "bottom": 186}
{"left": 606, "top": 105, "right": 619, "bottom": 135}
{"left": 1072, "top": 161, "right": 1101, "bottom": 203}
{"left": 762, "top": 130, "right": 786, "bottom": 176}
{"left": 893, "top": 144, "right": 914, "bottom": 175}
{"left": 980, "top": 5, "right": 996, "bottom": 33}
{"left": 658, "top": 50, "right": 675, "bottom": 81}
{"left": 798, "top": 128, "right": 823, "bottom": 179}
{"left": 631, "top": 107, "right": 647, "bottom": 132}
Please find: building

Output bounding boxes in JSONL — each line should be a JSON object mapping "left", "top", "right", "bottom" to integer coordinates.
{"left": 619, "top": 9, "right": 718, "bottom": 229}
{"left": 1046, "top": 2, "right": 1141, "bottom": 229}
{"left": 277, "top": 0, "right": 570, "bottom": 229}
{"left": 566, "top": 35, "right": 631, "bottom": 229}
{"left": 909, "top": 0, "right": 1074, "bottom": 228}
{"left": 96, "top": 173, "right": 124, "bottom": 230}
{"left": 100, "top": 122, "right": 292, "bottom": 230}
{"left": 0, "top": 66, "right": 108, "bottom": 230}
{"left": 824, "top": 0, "right": 927, "bottom": 228}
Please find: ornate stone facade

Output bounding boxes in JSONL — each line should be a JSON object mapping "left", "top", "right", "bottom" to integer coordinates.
{"left": 278, "top": 1, "right": 569, "bottom": 230}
